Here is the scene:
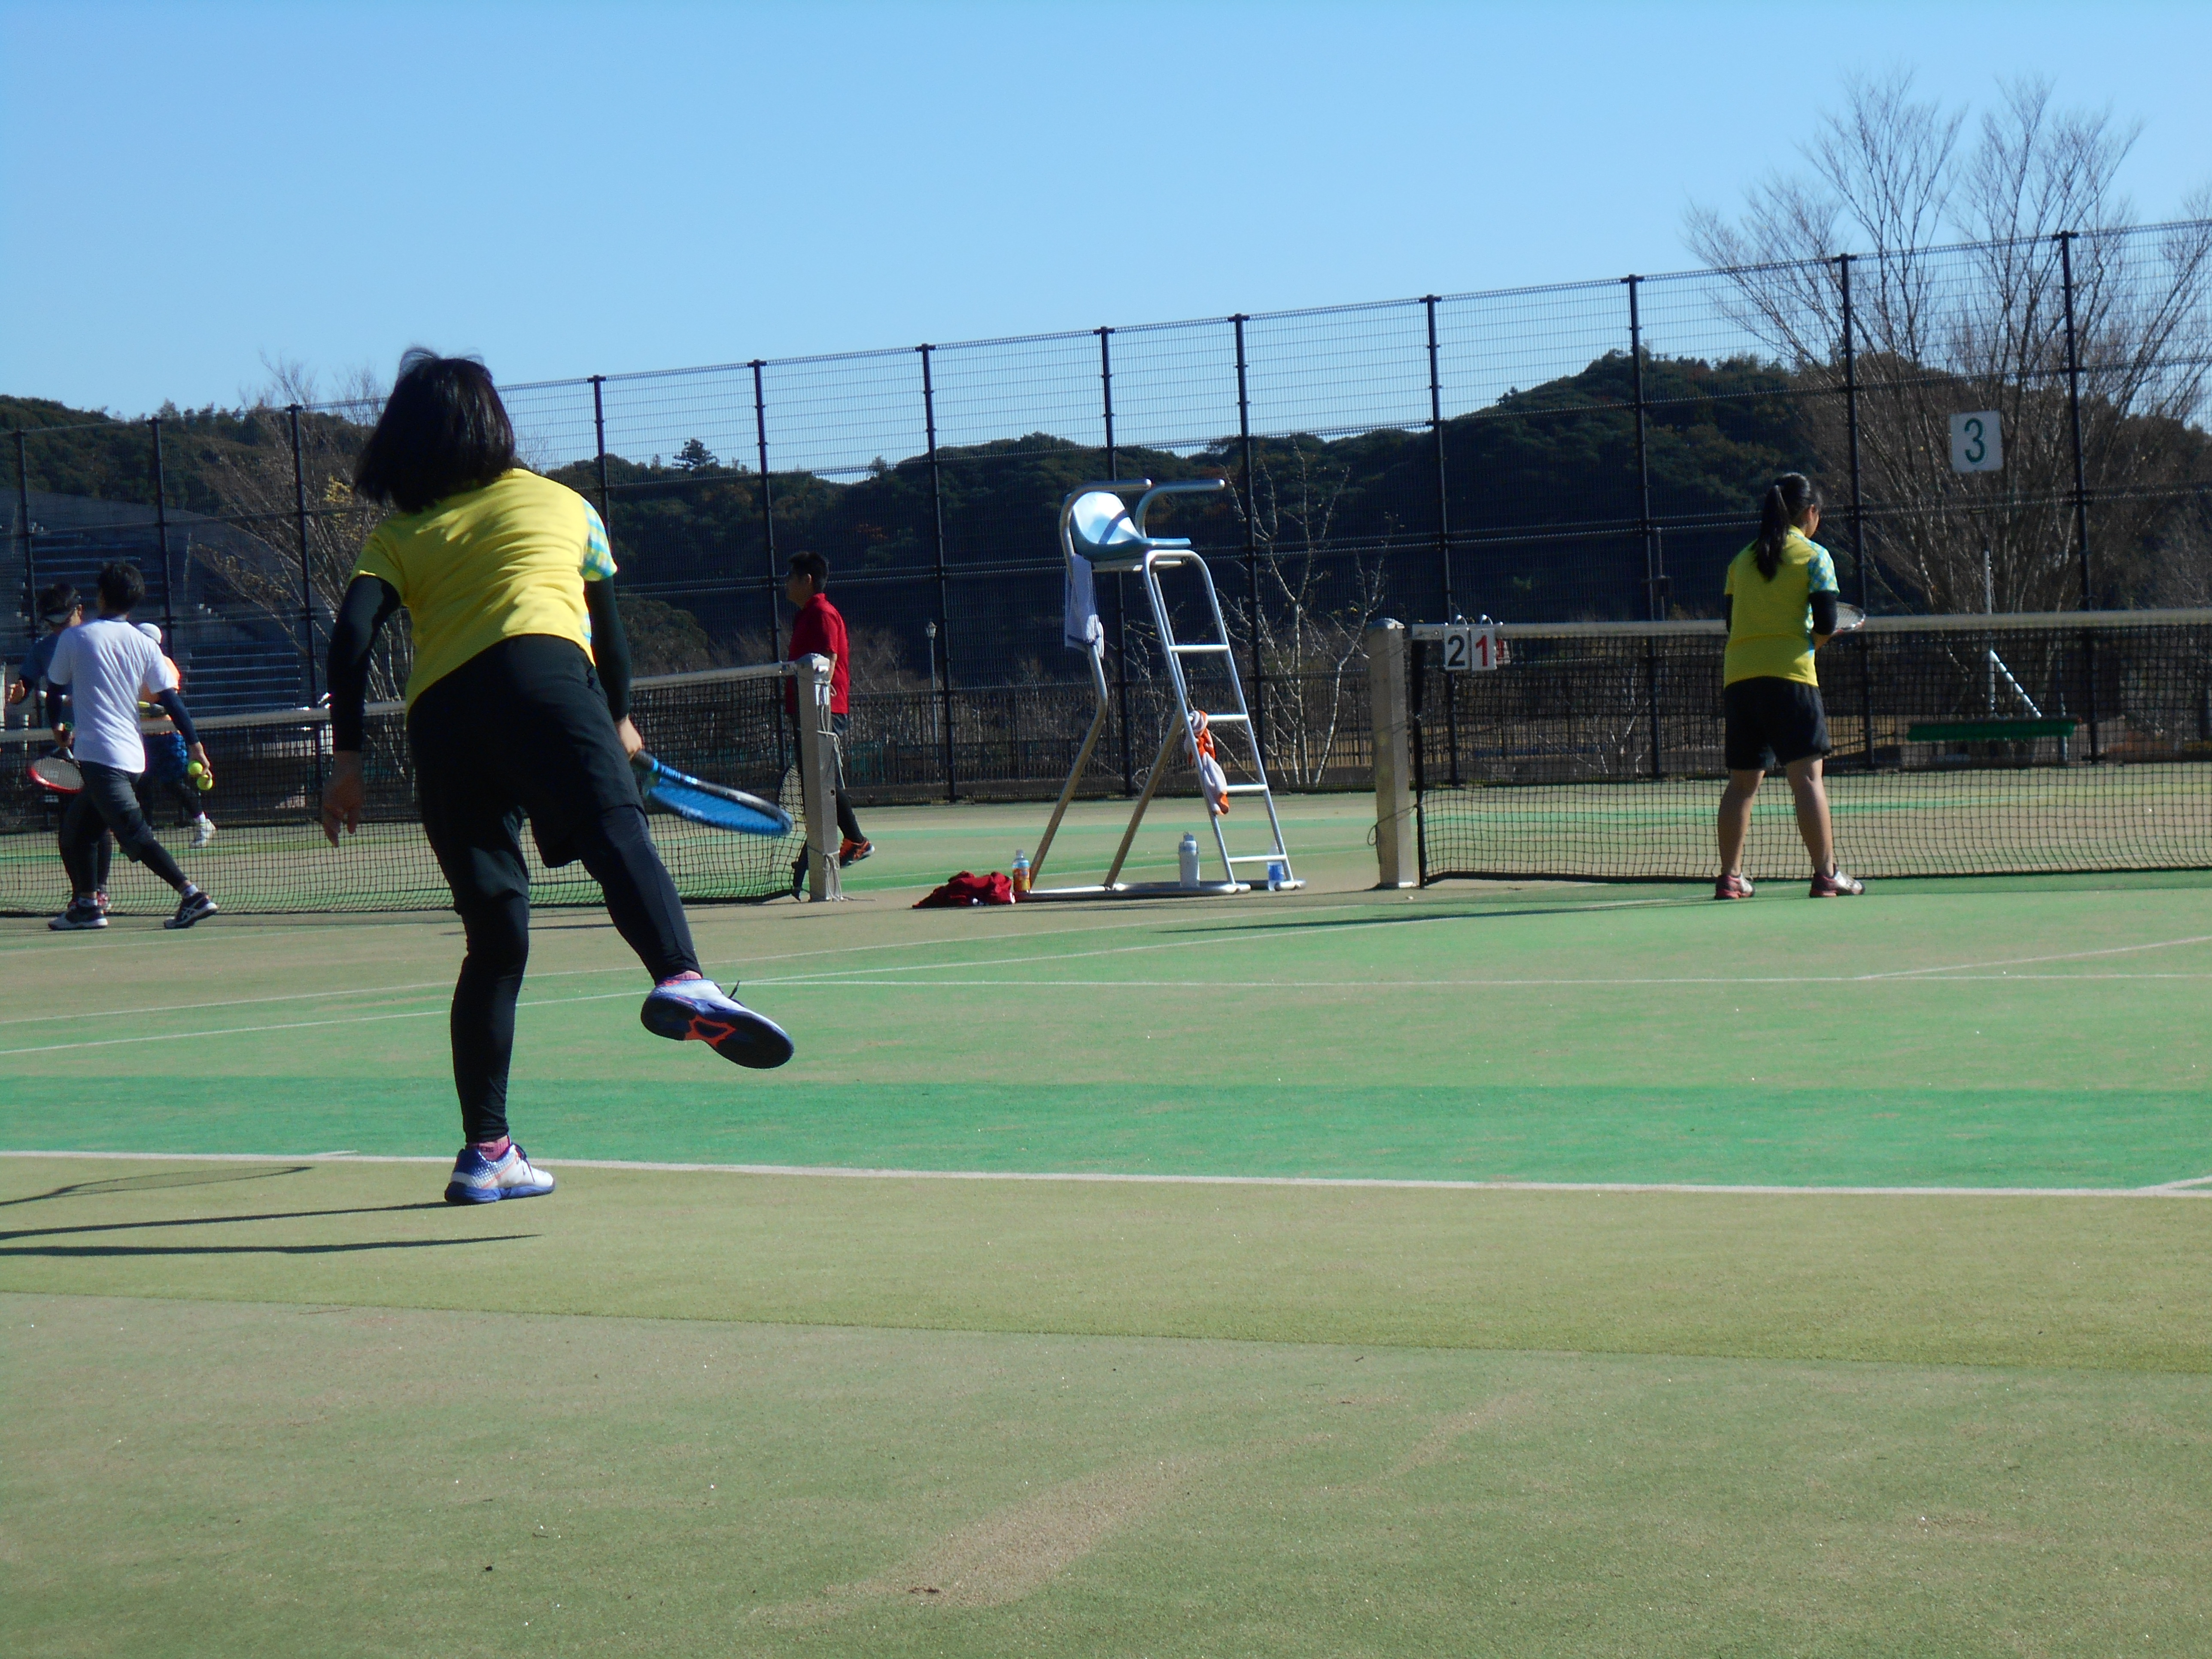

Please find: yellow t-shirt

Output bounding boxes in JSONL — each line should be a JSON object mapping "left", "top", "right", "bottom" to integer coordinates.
{"left": 352, "top": 470, "right": 617, "bottom": 705}
{"left": 1723, "top": 529, "right": 1838, "bottom": 688}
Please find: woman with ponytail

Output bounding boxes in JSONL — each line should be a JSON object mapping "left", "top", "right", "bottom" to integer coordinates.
{"left": 1714, "top": 472, "right": 1863, "bottom": 899}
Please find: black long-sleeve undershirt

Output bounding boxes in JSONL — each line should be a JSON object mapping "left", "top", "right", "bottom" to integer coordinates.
{"left": 582, "top": 579, "right": 632, "bottom": 721}
{"left": 326, "top": 574, "right": 635, "bottom": 752}
{"left": 327, "top": 577, "right": 403, "bottom": 752}
{"left": 1720, "top": 592, "right": 1839, "bottom": 636}
{"left": 152, "top": 688, "right": 198, "bottom": 747}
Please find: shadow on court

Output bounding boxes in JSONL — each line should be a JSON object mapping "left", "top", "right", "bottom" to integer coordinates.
{"left": 1, "top": 1201, "right": 454, "bottom": 1244}
{"left": 0, "top": 1164, "right": 317, "bottom": 1208}
{"left": 0, "top": 1236, "right": 531, "bottom": 1259}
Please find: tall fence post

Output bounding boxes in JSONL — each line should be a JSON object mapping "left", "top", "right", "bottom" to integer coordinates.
{"left": 286, "top": 405, "right": 318, "bottom": 711}
{"left": 589, "top": 375, "right": 613, "bottom": 533}
{"left": 1098, "top": 325, "right": 1135, "bottom": 795}
{"left": 15, "top": 430, "right": 32, "bottom": 659}
{"left": 150, "top": 418, "right": 175, "bottom": 641}
{"left": 749, "top": 361, "right": 780, "bottom": 659}
{"left": 920, "top": 343, "right": 957, "bottom": 801}
{"left": 1626, "top": 276, "right": 1663, "bottom": 779}
{"left": 1232, "top": 313, "right": 1266, "bottom": 762}
{"left": 1840, "top": 252, "right": 1875, "bottom": 772}
{"left": 750, "top": 359, "right": 789, "bottom": 774}
{"left": 2058, "top": 230, "right": 2100, "bottom": 759}
{"left": 1424, "top": 295, "right": 1461, "bottom": 787}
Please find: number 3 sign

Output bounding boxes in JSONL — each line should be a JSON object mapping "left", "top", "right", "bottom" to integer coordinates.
{"left": 1950, "top": 410, "right": 2003, "bottom": 473}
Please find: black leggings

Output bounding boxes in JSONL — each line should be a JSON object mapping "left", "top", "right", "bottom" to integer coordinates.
{"left": 61, "top": 763, "right": 188, "bottom": 896}
{"left": 411, "top": 636, "right": 701, "bottom": 1145}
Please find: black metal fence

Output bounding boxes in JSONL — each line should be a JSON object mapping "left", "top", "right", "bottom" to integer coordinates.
{"left": 7, "top": 220, "right": 2209, "bottom": 802}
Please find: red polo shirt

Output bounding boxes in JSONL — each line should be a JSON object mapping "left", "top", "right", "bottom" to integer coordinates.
{"left": 785, "top": 593, "right": 851, "bottom": 715}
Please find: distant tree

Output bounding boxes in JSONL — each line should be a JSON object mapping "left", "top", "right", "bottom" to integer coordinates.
{"left": 1686, "top": 73, "right": 2212, "bottom": 612}
{"left": 674, "top": 438, "right": 717, "bottom": 472}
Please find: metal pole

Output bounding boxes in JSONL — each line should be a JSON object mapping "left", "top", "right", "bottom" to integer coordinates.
{"left": 151, "top": 418, "right": 175, "bottom": 641}
{"left": 750, "top": 361, "right": 780, "bottom": 659}
{"left": 1233, "top": 313, "right": 1266, "bottom": 763}
{"left": 1425, "top": 296, "right": 1452, "bottom": 620}
{"left": 15, "top": 430, "right": 33, "bottom": 661}
{"left": 2059, "top": 231, "right": 2099, "bottom": 757}
{"left": 1099, "top": 325, "right": 1135, "bottom": 796}
{"left": 1626, "top": 276, "right": 1663, "bottom": 779}
{"left": 1424, "top": 295, "right": 1462, "bottom": 788}
{"left": 287, "top": 405, "right": 318, "bottom": 708}
{"left": 750, "top": 360, "right": 790, "bottom": 774}
{"left": 589, "top": 374, "right": 614, "bottom": 533}
{"left": 920, "top": 343, "right": 956, "bottom": 800}
{"left": 1841, "top": 253, "right": 1874, "bottom": 772}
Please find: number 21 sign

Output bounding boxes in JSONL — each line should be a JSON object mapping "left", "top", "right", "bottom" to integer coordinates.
{"left": 1950, "top": 410, "right": 2002, "bottom": 473}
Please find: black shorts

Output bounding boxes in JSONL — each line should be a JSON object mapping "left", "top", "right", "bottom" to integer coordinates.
{"left": 1723, "top": 676, "right": 1830, "bottom": 772}
{"left": 407, "top": 635, "right": 642, "bottom": 908}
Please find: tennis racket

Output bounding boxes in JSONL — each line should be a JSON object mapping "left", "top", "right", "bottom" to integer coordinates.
{"left": 633, "top": 752, "right": 793, "bottom": 837}
{"left": 27, "top": 753, "right": 82, "bottom": 794}
{"left": 1832, "top": 602, "right": 1867, "bottom": 632}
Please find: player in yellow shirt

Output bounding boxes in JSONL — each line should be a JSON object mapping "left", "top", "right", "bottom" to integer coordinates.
{"left": 1715, "top": 473, "right": 1863, "bottom": 900}
{"left": 318, "top": 351, "right": 793, "bottom": 1206}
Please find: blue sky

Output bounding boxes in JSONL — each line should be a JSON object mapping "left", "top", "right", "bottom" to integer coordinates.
{"left": 4, "top": 0, "right": 2208, "bottom": 415}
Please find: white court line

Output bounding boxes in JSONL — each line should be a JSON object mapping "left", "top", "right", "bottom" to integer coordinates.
{"left": 752, "top": 972, "right": 2212, "bottom": 989}
{"left": 1863, "top": 933, "right": 2212, "bottom": 978}
{"left": 0, "top": 902, "right": 1385, "bottom": 1030}
{"left": 1, "top": 1147, "right": 2205, "bottom": 1200}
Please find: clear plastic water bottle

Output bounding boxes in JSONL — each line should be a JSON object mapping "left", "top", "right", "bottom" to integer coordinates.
{"left": 1267, "top": 860, "right": 1286, "bottom": 891}
{"left": 1012, "top": 849, "right": 1030, "bottom": 895}
{"left": 1178, "top": 832, "right": 1201, "bottom": 887}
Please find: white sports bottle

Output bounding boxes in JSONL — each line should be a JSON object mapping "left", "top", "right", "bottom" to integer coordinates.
{"left": 1178, "top": 833, "right": 1200, "bottom": 887}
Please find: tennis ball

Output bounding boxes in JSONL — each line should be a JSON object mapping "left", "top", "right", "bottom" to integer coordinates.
{"left": 188, "top": 761, "right": 213, "bottom": 790}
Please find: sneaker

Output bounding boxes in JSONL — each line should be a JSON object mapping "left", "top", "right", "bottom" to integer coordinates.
{"left": 443, "top": 1142, "right": 556, "bottom": 1205}
{"left": 1714, "top": 872, "right": 1755, "bottom": 901}
{"left": 164, "top": 889, "right": 219, "bottom": 930}
{"left": 1809, "top": 869, "right": 1866, "bottom": 898}
{"left": 49, "top": 898, "right": 106, "bottom": 931}
{"left": 789, "top": 852, "right": 808, "bottom": 901}
{"left": 191, "top": 814, "right": 216, "bottom": 848}
{"left": 641, "top": 976, "right": 795, "bottom": 1069}
{"left": 838, "top": 838, "right": 872, "bottom": 868}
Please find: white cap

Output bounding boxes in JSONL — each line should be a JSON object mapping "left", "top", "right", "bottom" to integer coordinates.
{"left": 136, "top": 622, "right": 164, "bottom": 644}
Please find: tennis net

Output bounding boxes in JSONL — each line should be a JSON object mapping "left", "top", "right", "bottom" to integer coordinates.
{"left": 0, "top": 662, "right": 809, "bottom": 916}
{"left": 1408, "top": 611, "right": 2212, "bottom": 883}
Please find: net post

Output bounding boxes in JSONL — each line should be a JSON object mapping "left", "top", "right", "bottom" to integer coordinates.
{"left": 1367, "top": 620, "right": 1416, "bottom": 888}
{"left": 795, "top": 654, "right": 843, "bottom": 902}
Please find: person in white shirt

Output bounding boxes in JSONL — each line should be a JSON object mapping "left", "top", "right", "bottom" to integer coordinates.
{"left": 45, "top": 562, "right": 219, "bottom": 930}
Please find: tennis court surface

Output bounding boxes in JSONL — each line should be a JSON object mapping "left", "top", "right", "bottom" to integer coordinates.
{"left": 6, "top": 795, "right": 2211, "bottom": 1655}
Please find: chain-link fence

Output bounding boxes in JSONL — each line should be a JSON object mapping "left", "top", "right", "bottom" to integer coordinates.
{"left": 7, "top": 221, "right": 2209, "bottom": 803}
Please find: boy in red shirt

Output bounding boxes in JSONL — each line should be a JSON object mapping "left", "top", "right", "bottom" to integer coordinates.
{"left": 784, "top": 552, "right": 870, "bottom": 896}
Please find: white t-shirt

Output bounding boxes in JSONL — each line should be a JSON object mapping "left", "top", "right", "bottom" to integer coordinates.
{"left": 46, "top": 617, "right": 179, "bottom": 774}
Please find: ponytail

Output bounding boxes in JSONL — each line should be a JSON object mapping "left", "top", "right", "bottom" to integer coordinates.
{"left": 1754, "top": 473, "right": 1821, "bottom": 580}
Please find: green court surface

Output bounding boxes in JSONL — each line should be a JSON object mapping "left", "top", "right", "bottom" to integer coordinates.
{"left": 5, "top": 793, "right": 2211, "bottom": 1655}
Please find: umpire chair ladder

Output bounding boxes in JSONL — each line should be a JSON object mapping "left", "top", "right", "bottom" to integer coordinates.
{"left": 1028, "top": 480, "right": 1301, "bottom": 898}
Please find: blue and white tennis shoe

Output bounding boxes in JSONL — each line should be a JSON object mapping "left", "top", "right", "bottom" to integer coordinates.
{"left": 444, "top": 1142, "right": 557, "bottom": 1205}
{"left": 640, "top": 976, "right": 794, "bottom": 1069}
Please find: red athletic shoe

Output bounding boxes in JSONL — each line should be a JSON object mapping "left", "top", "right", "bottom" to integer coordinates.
{"left": 838, "top": 838, "right": 872, "bottom": 867}
{"left": 1809, "top": 869, "right": 1866, "bottom": 897}
{"left": 1714, "top": 872, "right": 1754, "bottom": 901}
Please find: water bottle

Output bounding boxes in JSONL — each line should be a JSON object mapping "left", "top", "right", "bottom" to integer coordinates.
{"left": 1012, "top": 849, "right": 1030, "bottom": 896}
{"left": 1266, "top": 859, "right": 1287, "bottom": 891}
{"left": 1178, "top": 832, "right": 1201, "bottom": 888}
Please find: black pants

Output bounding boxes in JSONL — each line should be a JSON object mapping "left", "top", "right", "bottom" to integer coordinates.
{"left": 830, "top": 713, "right": 865, "bottom": 843}
{"left": 410, "top": 635, "right": 702, "bottom": 1146}
{"left": 61, "top": 763, "right": 188, "bottom": 896}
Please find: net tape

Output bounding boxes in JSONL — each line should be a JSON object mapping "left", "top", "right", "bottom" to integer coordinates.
{"left": 0, "top": 662, "right": 808, "bottom": 916}
{"left": 1414, "top": 611, "right": 2212, "bottom": 882}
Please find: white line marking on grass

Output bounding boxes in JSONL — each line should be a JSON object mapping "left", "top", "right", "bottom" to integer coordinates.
{"left": 753, "top": 972, "right": 2212, "bottom": 989}
{"left": 2, "top": 1147, "right": 2205, "bottom": 1199}
{"left": 1861, "top": 933, "right": 2212, "bottom": 979}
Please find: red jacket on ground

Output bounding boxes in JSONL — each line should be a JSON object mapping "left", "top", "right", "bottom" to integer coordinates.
{"left": 785, "top": 593, "right": 851, "bottom": 716}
